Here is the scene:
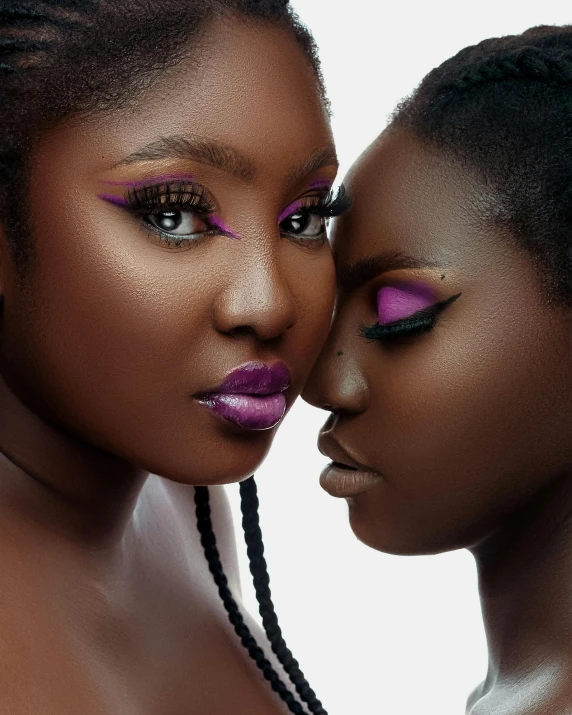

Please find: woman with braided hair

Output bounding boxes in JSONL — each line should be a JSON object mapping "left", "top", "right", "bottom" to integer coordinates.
{"left": 0, "top": 1, "right": 342, "bottom": 713}
{"left": 305, "top": 24, "right": 572, "bottom": 715}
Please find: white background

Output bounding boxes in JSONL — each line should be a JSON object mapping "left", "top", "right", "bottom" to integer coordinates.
{"left": 226, "top": 3, "right": 571, "bottom": 713}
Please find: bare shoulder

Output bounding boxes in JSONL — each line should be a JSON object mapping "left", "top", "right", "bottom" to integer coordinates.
{"left": 468, "top": 669, "right": 572, "bottom": 715}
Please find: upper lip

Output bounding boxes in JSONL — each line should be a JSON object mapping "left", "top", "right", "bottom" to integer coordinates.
{"left": 318, "top": 432, "right": 378, "bottom": 473}
{"left": 201, "top": 361, "right": 291, "bottom": 396}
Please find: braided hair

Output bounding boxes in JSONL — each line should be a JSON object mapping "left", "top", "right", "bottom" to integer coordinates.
{"left": 392, "top": 25, "right": 572, "bottom": 305}
{"left": 0, "top": 0, "right": 325, "bottom": 268}
{"left": 195, "top": 480, "right": 327, "bottom": 714}
{"left": 0, "top": 0, "right": 326, "bottom": 710}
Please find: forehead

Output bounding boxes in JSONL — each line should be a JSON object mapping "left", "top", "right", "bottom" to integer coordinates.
{"left": 35, "top": 17, "right": 332, "bottom": 181}
{"left": 331, "top": 130, "right": 496, "bottom": 271}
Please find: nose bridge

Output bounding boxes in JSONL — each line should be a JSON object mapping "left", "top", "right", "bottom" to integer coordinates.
{"left": 303, "top": 300, "right": 369, "bottom": 414}
{"left": 213, "top": 238, "right": 296, "bottom": 340}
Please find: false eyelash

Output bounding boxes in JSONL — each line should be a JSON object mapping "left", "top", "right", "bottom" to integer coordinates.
{"left": 126, "top": 180, "right": 216, "bottom": 216}
{"left": 315, "top": 183, "right": 352, "bottom": 219}
{"left": 360, "top": 293, "right": 462, "bottom": 342}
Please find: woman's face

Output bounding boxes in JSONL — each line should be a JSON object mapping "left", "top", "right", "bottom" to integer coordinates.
{"left": 0, "top": 19, "right": 337, "bottom": 485}
{"left": 303, "top": 129, "right": 572, "bottom": 555}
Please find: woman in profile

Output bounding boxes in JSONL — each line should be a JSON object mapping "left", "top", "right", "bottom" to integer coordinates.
{"left": 0, "top": 1, "right": 342, "bottom": 712}
{"left": 305, "top": 25, "right": 572, "bottom": 714}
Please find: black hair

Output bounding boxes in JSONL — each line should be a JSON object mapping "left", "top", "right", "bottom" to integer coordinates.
{"left": 0, "top": 0, "right": 325, "bottom": 267}
{"left": 0, "top": 1, "right": 327, "bottom": 710}
{"left": 392, "top": 25, "right": 572, "bottom": 305}
{"left": 195, "top": 479, "right": 327, "bottom": 714}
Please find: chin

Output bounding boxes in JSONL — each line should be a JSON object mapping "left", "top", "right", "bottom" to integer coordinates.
{"left": 348, "top": 503, "right": 470, "bottom": 557}
{"left": 135, "top": 429, "right": 275, "bottom": 487}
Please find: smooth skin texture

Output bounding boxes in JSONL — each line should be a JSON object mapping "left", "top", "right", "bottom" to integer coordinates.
{"left": 303, "top": 129, "right": 572, "bottom": 714}
{"left": 0, "top": 17, "right": 336, "bottom": 715}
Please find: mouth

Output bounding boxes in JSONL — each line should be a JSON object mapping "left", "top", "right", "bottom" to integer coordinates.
{"left": 318, "top": 433, "right": 383, "bottom": 498}
{"left": 196, "top": 361, "right": 291, "bottom": 431}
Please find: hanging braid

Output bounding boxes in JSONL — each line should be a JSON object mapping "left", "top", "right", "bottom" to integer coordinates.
{"left": 194, "top": 485, "right": 310, "bottom": 715}
{"left": 393, "top": 25, "right": 572, "bottom": 305}
{"left": 0, "top": 0, "right": 327, "bottom": 705}
{"left": 239, "top": 477, "right": 327, "bottom": 715}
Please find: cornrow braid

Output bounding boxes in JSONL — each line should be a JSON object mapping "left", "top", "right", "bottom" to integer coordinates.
{"left": 239, "top": 477, "right": 327, "bottom": 715}
{"left": 393, "top": 25, "right": 572, "bottom": 305}
{"left": 0, "top": 0, "right": 325, "bottom": 268}
{"left": 439, "top": 47, "right": 572, "bottom": 94}
{"left": 194, "top": 485, "right": 310, "bottom": 715}
{"left": 0, "top": 1, "right": 328, "bottom": 706}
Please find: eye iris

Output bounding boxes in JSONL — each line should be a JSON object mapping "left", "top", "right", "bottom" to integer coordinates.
{"left": 289, "top": 212, "right": 307, "bottom": 232}
{"left": 155, "top": 211, "right": 181, "bottom": 232}
{"left": 284, "top": 211, "right": 323, "bottom": 236}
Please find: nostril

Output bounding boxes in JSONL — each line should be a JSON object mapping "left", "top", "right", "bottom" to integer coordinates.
{"left": 226, "top": 325, "right": 256, "bottom": 338}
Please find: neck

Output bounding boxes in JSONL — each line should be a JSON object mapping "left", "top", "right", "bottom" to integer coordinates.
{"left": 0, "top": 371, "right": 148, "bottom": 547}
{"left": 469, "top": 474, "right": 572, "bottom": 711}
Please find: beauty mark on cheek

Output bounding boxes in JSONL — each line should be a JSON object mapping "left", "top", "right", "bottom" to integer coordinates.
{"left": 377, "top": 283, "right": 436, "bottom": 324}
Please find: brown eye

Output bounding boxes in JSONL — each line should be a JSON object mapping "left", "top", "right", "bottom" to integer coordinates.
{"left": 280, "top": 211, "right": 325, "bottom": 238}
{"left": 146, "top": 210, "right": 209, "bottom": 237}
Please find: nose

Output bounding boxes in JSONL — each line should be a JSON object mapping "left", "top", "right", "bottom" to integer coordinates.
{"left": 213, "top": 249, "right": 297, "bottom": 342}
{"left": 302, "top": 304, "right": 369, "bottom": 415}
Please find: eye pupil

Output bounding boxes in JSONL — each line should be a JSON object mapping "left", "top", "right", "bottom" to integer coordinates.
{"left": 289, "top": 212, "right": 306, "bottom": 232}
{"left": 156, "top": 211, "right": 181, "bottom": 232}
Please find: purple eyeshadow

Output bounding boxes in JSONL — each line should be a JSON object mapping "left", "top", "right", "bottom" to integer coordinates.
{"left": 210, "top": 216, "right": 240, "bottom": 240}
{"left": 278, "top": 199, "right": 305, "bottom": 224}
{"left": 307, "top": 179, "right": 333, "bottom": 190}
{"left": 377, "top": 283, "right": 436, "bottom": 325}
{"left": 278, "top": 181, "right": 332, "bottom": 224}
{"left": 98, "top": 193, "right": 129, "bottom": 207}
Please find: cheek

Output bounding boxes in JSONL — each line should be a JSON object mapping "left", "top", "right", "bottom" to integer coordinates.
{"left": 8, "top": 201, "right": 219, "bottom": 422}
{"left": 290, "top": 250, "right": 335, "bottom": 362}
{"left": 365, "top": 320, "right": 571, "bottom": 509}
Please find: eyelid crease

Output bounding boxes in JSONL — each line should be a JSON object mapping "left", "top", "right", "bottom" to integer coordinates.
{"left": 100, "top": 173, "right": 196, "bottom": 189}
{"left": 361, "top": 292, "right": 462, "bottom": 342}
{"left": 100, "top": 182, "right": 240, "bottom": 241}
{"left": 278, "top": 184, "right": 350, "bottom": 225}
{"left": 98, "top": 193, "right": 129, "bottom": 207}
{"left": 336, "top": 252, "right": 450, "bottom": 295}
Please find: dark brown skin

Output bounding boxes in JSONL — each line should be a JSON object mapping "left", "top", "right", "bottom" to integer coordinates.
{"left": 0, "top": 17, "right": 336, "bottom": 715}
{"left": 303, "top": 129, "right": 572, "bottom": 714}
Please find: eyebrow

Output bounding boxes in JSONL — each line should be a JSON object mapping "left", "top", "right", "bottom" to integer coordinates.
{"left": 111, "top": 136, "right": 256, "bottom": 181}
{"left": 336, "top": 251, "right": 448, "bottom": 294}
{"left": 110, "top": 137, "right": 338, "bottom": 185}
{"left": 285, "top": 146, "right": 338, "bottom": 185}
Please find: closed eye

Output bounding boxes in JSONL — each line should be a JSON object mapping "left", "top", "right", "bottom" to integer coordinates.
{"left": 360, "top": 293, "right": 461, "bottom": 342}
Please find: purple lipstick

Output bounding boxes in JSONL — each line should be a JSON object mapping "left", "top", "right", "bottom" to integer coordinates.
{"left": 198, "top": 361, "right": 290, "bottom": 430}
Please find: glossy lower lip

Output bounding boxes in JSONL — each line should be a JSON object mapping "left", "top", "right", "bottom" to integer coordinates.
{"left": 199, "top": 392, "right": 286, "bottom": 430}
{"left": 320, "top": 462, "right": 383, "bottom": 498}
{"left": 197, "top": 361, "right": 291, "bottom": 431}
